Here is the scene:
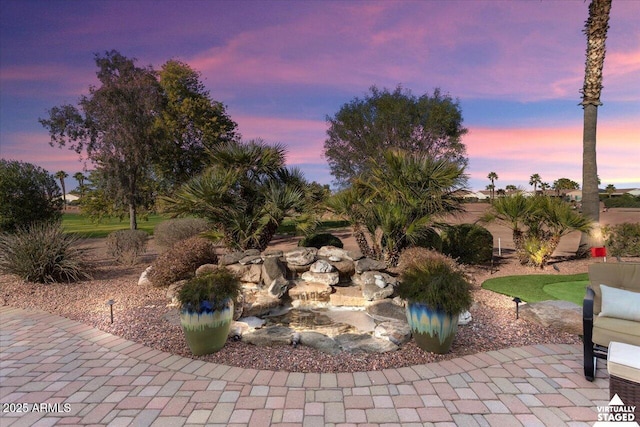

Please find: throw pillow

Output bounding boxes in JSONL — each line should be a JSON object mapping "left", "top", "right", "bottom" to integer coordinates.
{"left": 599, "top": 284, "right": 640, "bottom": 322}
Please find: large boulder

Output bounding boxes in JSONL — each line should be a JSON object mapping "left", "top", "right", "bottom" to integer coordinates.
{"left": 317, "top": 246, "right": 351, "bottom": 260}
{"left": 361, "top": 282, "right": 394, "bottom": 301}
{"left": 519, "top": 300, "right": 582, "bottom": 335}
{"left": 299, "top": 331, "right": 342, "bottom": 355}
{"left": 242, "top": 325, "right": 294, "bottom": 346}
{"left": 262, "top": 256, "right": 288, "bottom": 285}
{"left": 330, "top": 286, "right": 367, "bottom": 307}
{"left": 300, "top": 270, "right": 340, "bottom": 286}
{"left": 335, "top": 333, "right": 399, "bottom": 353}
{"left": 219, "top": 251, "right": 245, "bottom": 266}
{"left": 366, "top": 300, "right": 407, "bottom": 323}
{"left": 285, "top": 247, "right": 317, "bottom": 266}
{"left": 310, "top": 259, "right": 335, "bottom": 273}
{"left": 354, "top": 257, "right": 387, "bottom": 273}
{"left": 242, "top": 292, "right": 281, "bottom": 317}
{"left": 374, "top": 321, "right": 412, "bottom": 346}
{"left": 288, "top": 281, "right": 333, "bottom": 304}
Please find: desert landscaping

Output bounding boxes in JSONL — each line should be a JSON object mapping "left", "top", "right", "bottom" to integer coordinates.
{"left": 1, "top": 204, "right": 638, "bottom": 373}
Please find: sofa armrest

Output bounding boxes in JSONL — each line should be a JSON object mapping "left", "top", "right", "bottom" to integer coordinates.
{"left": 583, "top": 285, "right": 595, "bottom": 323}
{"left": 583, "top": 285, "right": 596, "bottom": 380}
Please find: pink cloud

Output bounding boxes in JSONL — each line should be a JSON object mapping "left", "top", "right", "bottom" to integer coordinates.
{"left": 233, "top": 115, "right": 327, "bottom": 165}
{"left": 465, "top": 120, "right": 640, "bottom": 188}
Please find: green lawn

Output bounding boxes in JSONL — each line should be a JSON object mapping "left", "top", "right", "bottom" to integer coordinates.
{"left": 482, "top": 273, "right": 589, "bottom": 305}
{"left": 62, "top": 214, "right": 350, "bottom": 239}
{"left": 62, "top": 213, "right": 167, "bottom": 238}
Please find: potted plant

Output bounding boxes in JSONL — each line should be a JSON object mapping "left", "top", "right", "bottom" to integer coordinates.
{"left": 396, "top": 250, "right": 473, "bottom": 354}
{"left": 177, "top": 267, "right": 242, "bottom": 356}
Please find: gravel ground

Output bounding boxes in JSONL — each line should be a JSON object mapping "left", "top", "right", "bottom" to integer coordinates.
{"left": 2, "top": 235, "right": 622, "bottom": 373}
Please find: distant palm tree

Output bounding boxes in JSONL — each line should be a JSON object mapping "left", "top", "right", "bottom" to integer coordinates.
{"left": 73, "top": 172, "right": 86, "bottom": 196}
{"left": 487, "top": 172, "right": 498, "bottom": 200}
{"left": 55, "top": 170, "right": 68, "bottom": 207}
{"left": 578, "top": 0, "right": 612, "bottom": 257}
{"left": 529, "top": 174, "right": 542, "bottom": 194}
{"left": 605, "top": 184, "right": 616, "bottom": 198}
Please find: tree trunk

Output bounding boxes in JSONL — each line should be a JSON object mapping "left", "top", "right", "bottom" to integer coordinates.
{"left": 577, "top": 105, "right": 601, "bottom": 256}
{"left": 577, "top": 0, "right": 611, "bottom": 257}
{"left": 129, "top": 203, "right": 137, "bottom": 230}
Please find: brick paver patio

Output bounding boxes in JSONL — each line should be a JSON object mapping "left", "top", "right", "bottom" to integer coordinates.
{"left": 0, "top": 306, "right": 610, "bottom": 426}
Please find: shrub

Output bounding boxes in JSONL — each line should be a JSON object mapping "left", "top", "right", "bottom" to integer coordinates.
{"left": 148, "top": 236, "right": 218, "bottom": 287}
{"left": 522, "top": 236, "right": 554, "bottom": 269}
{"left": 604, "top": 223, "right": 640, "bottom": 257}
{"left": 106, "top": 229, "right": 149, "bottom": 265}
{"left": 298, "top": 233, "right": 343, "bottom": 249}
{"left": 178, "top": 267, "right": 242, "bottom": 312}
{"left": 396, "top": 250, "right": 473, "bottom": 315}
{"left": 441, "top": 223, "right": 493, "bottom": 265}
{"left": 0, "top": 160, "right": 63, "bottom": 232}
{"left": 0, "top": 222, "right": 91, "bottom": 283}
{"left": 604, "top": 194, "right": 640, "bottom": 209}
{"left": 413, "top": 229, "right": 443, "bottom": 252}
{"left": 154, "top": 217, "right": 210, "bottom": 249}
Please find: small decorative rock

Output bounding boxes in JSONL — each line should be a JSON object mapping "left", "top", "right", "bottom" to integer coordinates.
{"left": 458, "top": 310, "right": 472, "bottom": 325}
{"left": 138, "top": 266, "right": 153, "bottom": 286}
{"left": 284, "top": 247, "right": 317, "bottom": 266}
{"left": 354, "top": 257, "right": 387, "bottom": 273}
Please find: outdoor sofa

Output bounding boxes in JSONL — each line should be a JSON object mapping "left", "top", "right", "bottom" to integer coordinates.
{"left": 583, "top": 262, "right": 640, "bottom": 381}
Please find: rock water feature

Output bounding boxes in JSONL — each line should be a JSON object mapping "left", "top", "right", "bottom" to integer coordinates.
{"left": 151, "top": 246, "right": 472, "bottom": 354}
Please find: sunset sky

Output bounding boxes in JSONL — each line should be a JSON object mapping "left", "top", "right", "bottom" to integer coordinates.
{"left": 1, "top": 0, "right": 638, "bottom": 192}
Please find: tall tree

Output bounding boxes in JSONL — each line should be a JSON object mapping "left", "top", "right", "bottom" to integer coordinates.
{"left": 324, "top": 85, "right": 468, "bottom": 187}
{"left": 529, "top": 173, "right": 542, "bottom": 193}
{"left": 487, "top": 172, "right": 498, "bottom": 200}
{"left": 40, "top": 50, "right": 164, "bottom": 229}
{"left": 578, "top": 0, "right": 612, "bottom": 257}
{"left": 155, "top": 60, "right": 238, "bottom": 192}
{"left": 55, "top": 170, "right": 68, "bottom": 207}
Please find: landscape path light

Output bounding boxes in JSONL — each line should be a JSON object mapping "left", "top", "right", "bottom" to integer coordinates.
{"left": 107, "top": 299, "right": 115, "bottom": 324}
{"left": 513, "top": 297, "right": 522, "bottom": 320}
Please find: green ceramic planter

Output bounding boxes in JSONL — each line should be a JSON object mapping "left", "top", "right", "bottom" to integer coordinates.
{"left": 180, "top": 299, "right": 234, "bottom": 356}
{"left": 406, "top": 301, "right": 459, "bottom": 354}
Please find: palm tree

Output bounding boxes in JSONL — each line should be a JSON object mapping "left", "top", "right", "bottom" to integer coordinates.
{"left": 605, "top": 184, "right": 616, "bottom": 198}
{"left": 482, "top": 193, "right": 534, "bottom": 259}
{"left": 331, "top": 149, "right": 466, "bottom": 267}
{"left": 578, "top": 0, "right": 612, "bottom": 257}
{"left": 487, "top": 172, "right": 498, "bottom": 200}
{"left": 162, "top": 140, "right": 310, "bottom": 251}
{"left": 55, "top": 170, "right": 68, "bottom": 208}
{"left": 529, "top": 174, "right": 542, "bottom": 194}
{"left": 73, "top": 172, "right": 86, "bottom": 196}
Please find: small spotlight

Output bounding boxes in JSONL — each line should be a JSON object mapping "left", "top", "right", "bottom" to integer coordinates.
{"left": 552, "top": 264, "right": 560, "bottom": 272}
{"left": 107, "top": 299, "right": 115, "bottom": 324}
{"left": 513, "top": 297, "right": 522, "bottom": 319}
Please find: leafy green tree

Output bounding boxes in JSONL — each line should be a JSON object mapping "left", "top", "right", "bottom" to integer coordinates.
{"left": 40, "top": 50, "right": 165, "bottom": 230}
{"left": 505, "top": 184, "right": 518, "bottom": 193}
{"left": 155, "top": 60, "right": 238, "bottom": 192}
{"left": 329, "top": 149, "right": 466, "bottom": 267}
{"left": 578, "top": 0, "right": 612, "bottom": 257}
{"left": 324, "top": 85, "right": 468, "bottom": 187}
{"left": 0, "top": 160, "right": 63, "bottom": 232}
{"left": 55, "top": 170, "right": 68, "bottom": 207}
{"left": 553, "top": 178, "right": 580, "bottom": 197}
{"left": 487, "top": 172, "right": 498, "bottom": 200}
{"left": 162, "top": 140, "right": 314, "bottom": 251}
